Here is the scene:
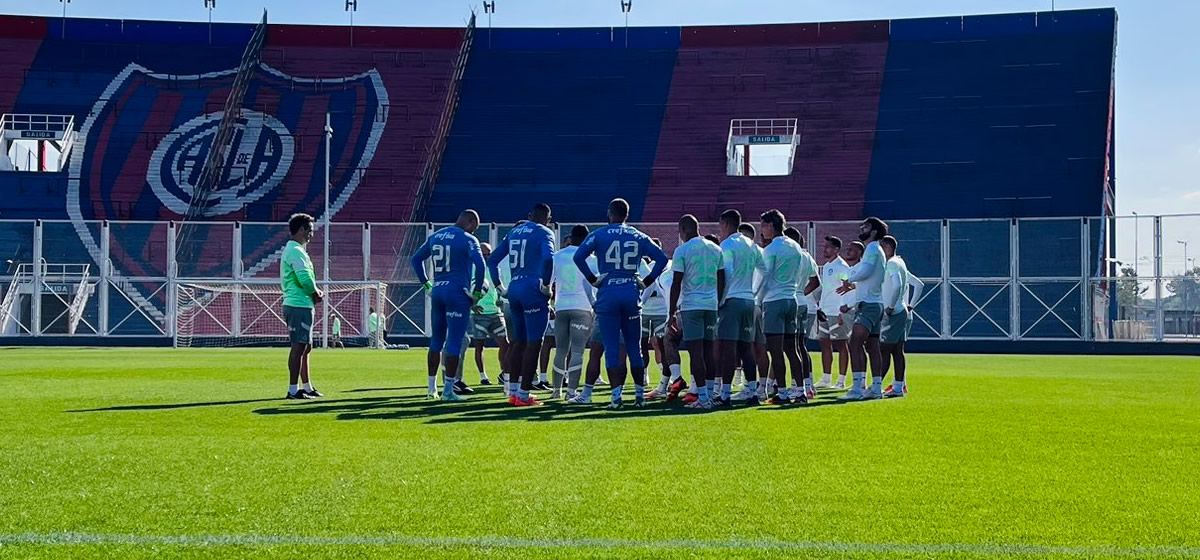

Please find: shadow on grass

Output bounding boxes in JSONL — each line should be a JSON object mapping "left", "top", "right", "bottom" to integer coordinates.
{"left": 69, "top": 398, "right": 282, "bottom": 412}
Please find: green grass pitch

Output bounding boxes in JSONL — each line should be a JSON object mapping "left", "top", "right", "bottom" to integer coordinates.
{"left": 1, "top": 347, "right": 1198, "bottom": 559}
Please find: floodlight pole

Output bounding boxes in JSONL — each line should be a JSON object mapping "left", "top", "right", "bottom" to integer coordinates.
{"left": 346, "top": 0, "right": 358, "bottom": 47}
{"left": 204, "top": 0, "right": 216, "bottom": 44}
{"left": 59, "top": 0, "right": 70, "bottom": 39}
{"left": 484, "top": 2, "right": 496, "bottom": 48}
{"left": 621, "top": 1, "right": 632, "bottom": 48}
{"left": 323, "top": 113, "right": 333, "bottom": 348}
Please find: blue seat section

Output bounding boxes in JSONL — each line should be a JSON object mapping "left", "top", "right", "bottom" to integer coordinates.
{"left": 866, "top": 8, "right": 1116, "bottom": 220}
{"left": 429, "top": 44, "right": 677, "bottom": 223}
{"left": 484, "top": 27, "right": 680, "bottom": 49}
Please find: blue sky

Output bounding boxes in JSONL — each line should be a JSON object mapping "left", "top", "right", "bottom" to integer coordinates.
{"left": 6, "top": 0, "right": 1199, "bottom": 270}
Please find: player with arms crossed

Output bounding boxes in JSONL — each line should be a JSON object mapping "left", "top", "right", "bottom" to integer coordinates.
{"left": 281, "top": 213, "right": 324, "bottom": 400}
{"left": 411, "top": 210, "right": 487, "bottom": 401}
{"left": 837, "top": 217, "right": 889, "bottom": 401}
{"left": 879, "top": 235, "right": 924, "bottom": 398}
{"left": 668, "top": 215, "right": 726, "bottom": 409}
{"left": 489, "top": 204, "right": 556, "bottom": 407}
{"left": 569, "top": 198, "right": 668, "bottom": 409}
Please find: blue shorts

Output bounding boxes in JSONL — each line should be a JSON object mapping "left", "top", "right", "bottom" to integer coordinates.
{"left": 595, "top": 285, "right": 644, "bottom": 370}
{"left": 430, "top": 286, "right": 473, "bottom": 356}
{"left": 507, "top": 279, "right": 551, "bottom": 343}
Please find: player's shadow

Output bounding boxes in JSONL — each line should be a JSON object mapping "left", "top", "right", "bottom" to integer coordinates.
{"left": 70, "top": 398, "right": 281, "bottom": 412}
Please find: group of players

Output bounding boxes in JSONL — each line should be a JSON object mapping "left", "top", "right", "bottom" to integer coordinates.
{"left": 404, "top": 198, "right": 924, "bottom": 409}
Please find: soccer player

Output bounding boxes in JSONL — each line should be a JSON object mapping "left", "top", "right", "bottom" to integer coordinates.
{"left": 281, "top": 213, "right": 324, "bottom": 399}
{"left": 569, "top": 198, "right": 668, "bottom": 409}
{"left": 331, "top": 316, "right": 344, "bottom": 348}
{"left": 837, "top": 217, "right": 889, "bottom": 401}
{"left": 757, "top": 210, "right": 808, "bottom": 405}
{"left": 715, "top": 210, "right": 765, "bottom": 405}
{"left": 880, "top": 235, "right": 925, "bottom": 398}
{"left": 469, "top": 242, "right": 506, "bottom": 387}
{"left": 489, "top": 204, "right": 556, "bottom": 407}
{"left": 814, "top": 236, "right": 852, "bottom": 389}
{"left": 640, "top": 239, "right": 670, "bottom": 381}
{"left": 646, "top": 259, "right": 686, "bottom": 400}
{"left": 411, "top": 210, "right": 487, "bottom": 401}
{"left": 551, "top": 225, "right": 596, "bottom": 399}
{"left": 668, "top": 215, "right": 725, "bottom": 409}
{"left": 783, "top": 227, "right": 820, "bottom": 399}
{"left": 367, "top": 307, "right": 381, "bottom": 348}
{"left": 741, "top": 222, "right": 771, "bottom": 399}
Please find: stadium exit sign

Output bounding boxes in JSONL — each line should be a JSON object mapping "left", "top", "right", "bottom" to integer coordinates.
{"left": 20, "top": 130, "right": 57, "bottom": 139}
{"left": 748, "top": 135, "right": 782, "bottom": 144}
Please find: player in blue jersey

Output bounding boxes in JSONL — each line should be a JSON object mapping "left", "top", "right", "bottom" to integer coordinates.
{"left": 568, "top": 198, "right": 669, "bottom": 409}
{"left": 488, "top": 204, "right": 556, "bottom": 407}
{"left": 411, "top": 209, "right": 486, "bottom": 402}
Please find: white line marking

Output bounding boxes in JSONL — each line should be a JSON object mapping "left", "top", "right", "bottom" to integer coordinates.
{"left": 0, "top": 532, "right": 1197, "bottom": 557}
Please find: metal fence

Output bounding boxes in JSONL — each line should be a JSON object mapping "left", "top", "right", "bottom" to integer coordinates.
{"left": 2, "top": 215, "right": 1198, "bottom": 343}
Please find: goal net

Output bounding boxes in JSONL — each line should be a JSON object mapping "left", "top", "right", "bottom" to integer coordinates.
{"left": 174, "top": 280, "right": 386, "bottom": 349}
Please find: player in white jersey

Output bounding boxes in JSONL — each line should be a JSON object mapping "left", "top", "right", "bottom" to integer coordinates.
{"left": 667, "top": 215, "right": 725, "bottom": 409}
{"left": 836, "top": 217, "right": 889, "bottom": 401}
{"left": 639, "top": 240, "right": 670, "bottom": 381}
{"left": 783, "top": 227, "right": 820, "bottom": 400}
{"left": 813, "top": 236, "right": 851, "bottom": 389}
{"left": 740, "top": 223, "right": 771, "bottom": 398}
{"left": 757, "top": 210, "right": 812, "bottom": 405}
{"left": 535, "top": 237, "right": 571, "bottom": 392}
{"left": 879, "top": 235, "right": 925, "bottom": 398}
{"left": 715, "top": 210, "right": 766, "bottom": 405}
{"left": 550, "top": 226, "right": 596, "bottom": 399}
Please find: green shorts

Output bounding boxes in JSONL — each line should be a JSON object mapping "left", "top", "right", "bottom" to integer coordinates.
{"left": 763, "top": 299, "right": 799, "bottom": 336}
{"left": 880, "top": 308, "right": 913, "bottom": 344}
{"left": 717, "top": 298, "right": 756, "bottom": 342}
{"left": 802, "top": 310, "right": 817, "bottom": 340}
{"left": 855, "top": 302, "right": 885, "bottom": 336}
{"left": 754, "top": 307, "right": 766, "bottom": 345}
{"left": 641, "top": 315, "right": 667, "bottom": 339}
{"left": 680, "top": 309, "right": 717, "bottom": 342}
{"left": 283, "top": 305, "right": 314, "bottom": 345}
{"left": 470, "top": 313, "right": 507, "bottom": 341}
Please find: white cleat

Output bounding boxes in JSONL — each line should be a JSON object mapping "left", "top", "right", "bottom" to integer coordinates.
{"left": 566, "top": 394, "right": 591, "bottom": 405}
{"left": 426, "top": 391, "right": 440, "bottom": 401}
{"left": 883, "top": 388, "right": 906, "bottom": 398}
{"left": 814, "top": 379, "right": 833, "bottom": 390}
{"left": 838, "top": 387, "right": 865, "bottom": 401}
{"left": 861, "top": 386, "right": 883, "bottom": 401}
{"left": 730, "top": 389, "right": 755, "bottom": 402}
{"left": 832, "top": 381, "right": 846, "bottom": 390}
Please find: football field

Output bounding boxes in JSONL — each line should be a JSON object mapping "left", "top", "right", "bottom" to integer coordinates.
{"left": 1, "top": 347, "right": 1198, "bottom": 559}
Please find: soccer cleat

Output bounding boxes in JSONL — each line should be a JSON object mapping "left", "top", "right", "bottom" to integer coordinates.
{"left": 681, "top": 392, "right": 699, "bottom": 405}
{"left": 595, "top": 377, "right": 609, "bottom": 387}
{"left": 549, "top": 390, "right": 562, "bottom": 400}
{"left": 441, "top": 391, "right": 467, "bottom": 402}
{"left": 768, "top": 395, "right": 791, "bottom": 405}
{"left": 730, "top": 389, "right": 755, "bottom": 402}
{"left": 532, "top": 380, "right": 553, "bottom": 391}
{"left": 711, "top": 396, "right": 730, "bottom": 408}
{"left": 425, "top": 391, "right": 440, "bottom": 401}
{"left": 805, "top": 387, "right": 816, "bottom": 401}
{"left": 566, "top": 394, "right": 591, "bottom": 405}
{"left": 507, "top": 395, "right": 519, "bottom": 406}
{"left": 883, "top": 387, "right": 906, "bottom": 398}
{"left": 685, "top": 399, "right": 712, "bottom": 410}
{"left": 861, "top": 386, "right": 883, "bottom": 401}
{"left": 793, "top": 392, "right": 809, "bottom": 405}
{"left": 606, "top": 401, "right": 624, "bottom": 411}
{"left": 884, "top": 383, "right": 909, "bottom": 395}
{"left": 302, "top": 388, "right": 324, "bottom": 398}
{"left": 513, "top": 396, "right": 543, "bottom": 407}
{"left": 645, "top": 388, "right": 668, "bottom": 400}
{"left": 453, "top": 380, "right": 475, "bottom": 395}
{"left": 745, "top": 395, "right": 761, "bottom": 406}
{"left": 285, "top": 391, "right": 313, "bottom": 400}
{"left": 668, "top": 377, "right": 688, "bottom": 393}
{"left": 633, "top": 398, "right": 646, "bottom": 408}
{"left": 479, "top": 378, "right": 493, "bottom": 386}
{"left": 813, "top": 379, "right": 833, "bottom": 390}
{"left": 832, "top": 381, "right": 847, "bottom": 390}
{"left": 838, "top": 387, "right": 865, "bottom": 401}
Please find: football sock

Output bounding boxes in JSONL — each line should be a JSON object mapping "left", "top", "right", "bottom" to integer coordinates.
{"left": 302, "top": 382, "right": 313, "bottom": 392}
{"left": 427, "top": 376, "right": 437, "bottom": 393}
{"left": 837, "top": 373, "right": 847, "bottom": 385}
{"left": 894, "top": 380, "right": 906, "bottom": 392}
{"left": 746, "top": 380, "right": 758, "bottom": 392}
{"left": 582, "top": 384, "right": 594, "bottom": 399}
{"left": 611, "top": 386, "right": 623, "bottom": 402}
{"left": 288, "top": 384, "right": 299, "bottom": 395}
{"left": 635, "top": 384, "right": 645, "bottom": 401}
{"left": 852, "top": 372, "right": 865, "bottom": 390}
{"left": 871, "top": 377, "right": 883, "bottom": 391}
{"left": 668, "top": 364, "right": 682, "bottom": 382}
{"left": 721, "top": 383, "right": 732, "bottom": 400}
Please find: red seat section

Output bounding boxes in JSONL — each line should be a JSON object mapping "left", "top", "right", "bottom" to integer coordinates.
{"left": 645, "top": 22, "right": 888, "bottom": 222}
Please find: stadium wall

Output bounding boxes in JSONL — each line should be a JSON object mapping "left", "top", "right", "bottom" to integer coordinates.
{"left": 0, "top": 9, "right": 1115, "bottom": 227}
